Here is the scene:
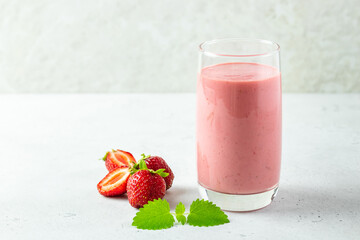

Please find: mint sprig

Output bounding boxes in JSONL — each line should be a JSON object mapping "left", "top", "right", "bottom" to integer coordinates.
{"left": 132, "top": 199, "right": 229, "bottom": 230}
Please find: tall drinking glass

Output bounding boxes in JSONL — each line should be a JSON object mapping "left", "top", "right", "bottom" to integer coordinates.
{"left": 197, "top": 38, "right": 281, "bottom": 211}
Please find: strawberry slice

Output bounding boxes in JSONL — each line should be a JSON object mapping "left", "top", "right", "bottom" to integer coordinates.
{"left": 102, "top": 149, "right": 136, "bottom": 172}
{"left": 97, "top": 167, "right": 131, "bottom": 197}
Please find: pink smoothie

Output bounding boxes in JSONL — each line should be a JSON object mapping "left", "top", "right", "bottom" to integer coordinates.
{"left": 197, "top": 62, "right": 281, "bottom": 194}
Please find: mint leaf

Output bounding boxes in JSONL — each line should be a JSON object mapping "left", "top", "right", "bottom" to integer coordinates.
{"left": 187, "top": 199, "right": 229, "bottom": 227}
{"left": 176, "top": 215, "right": 186, "bottom": 225}
{"left": 132, "top": 199, "right": 175, "bottom": 230}
{"left": 175, "top": 202, "right": 186, "bottom": 225}
{"left": 175, "top": 202, "right": 185, "bottom": 215}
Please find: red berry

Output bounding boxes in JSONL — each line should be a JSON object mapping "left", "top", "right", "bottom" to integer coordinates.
{"left": 103, "top": 150, "right": 136, "bottom": 172}
{"left": 126, "top": 170, "right": 166, "bottom": 208}
{"left": 145, "top": 156, "right": 174, "bottom": 190}
{"left": 97, "top": 167, "right": 130, "bottom": 197}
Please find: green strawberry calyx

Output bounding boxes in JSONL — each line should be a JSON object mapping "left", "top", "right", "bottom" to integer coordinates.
{"left": 139, "top": 153, "right": 151, "bottom": 162}
{"left": 100, "top": 149, "right": 117, "bottom": 161}
{"left": 151, "top": 168, "right": 169, "bottom": 178}
{"left": 130, "top": 155, "right": 169, "bottom": 178}
{"left": 101, "top": 151, "right": 109, "bottom": 161}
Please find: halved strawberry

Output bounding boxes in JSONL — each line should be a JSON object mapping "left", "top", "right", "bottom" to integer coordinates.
{"left": 97, "top": 167, "right": 131, "bottom": 197}
{"left": 102, "top": 149, "right": 136, "bottom": 172}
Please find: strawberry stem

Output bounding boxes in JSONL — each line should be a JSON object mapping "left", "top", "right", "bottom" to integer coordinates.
{"left": 130, "top": 159, "right": 148, "bottom": 175}
{"left": 101, "top": 151, "right": 109, "bottom": 161}
{"left": 139, "top": 153, "right": 151, "bottom": 162}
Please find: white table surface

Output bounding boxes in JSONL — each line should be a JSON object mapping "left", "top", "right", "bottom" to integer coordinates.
{"left": 0, "top": 94, "right": 359, "bottom": 240}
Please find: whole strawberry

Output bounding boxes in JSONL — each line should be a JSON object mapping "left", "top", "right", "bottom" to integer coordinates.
{"left": 127, "top": 160, "right": 168, "bottom": 208}
{"left": 102, "top": 149, "right": 136, "bottom": 172}
{"left": 141, "top": 154, "right": 174, "bottom": 190}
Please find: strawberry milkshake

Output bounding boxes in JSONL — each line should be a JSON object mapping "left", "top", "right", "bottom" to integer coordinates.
{"left": 197, "top": 62, "right": 281, "bottom": 197}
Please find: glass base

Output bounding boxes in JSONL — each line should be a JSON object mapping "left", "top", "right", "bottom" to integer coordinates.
{"left": 198, "top": 184, "right": 278, "bottom": 212}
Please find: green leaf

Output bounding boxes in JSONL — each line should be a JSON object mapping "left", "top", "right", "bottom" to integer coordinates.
{"left": 175, "top": 202, "right": 186, "bottom": 225}
{"left": 132, "top": 199, "right": 175, "bottom": 230}
{"left": 187, "top": 199, "right": 229, "bottom": 227}
{"left": 175, "top": 202, "right": 185, "bottom": 215}
{"left": 176, "top": 215, "right": 186, "bottom": 225}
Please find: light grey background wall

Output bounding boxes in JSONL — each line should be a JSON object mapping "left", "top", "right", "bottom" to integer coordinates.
{"left": 0, "top": 0, "right": 359, "bottom": 93}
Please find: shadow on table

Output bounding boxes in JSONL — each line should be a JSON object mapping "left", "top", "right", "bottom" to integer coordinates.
{"left": 105, "top": 194, "right": 129, "bottom": 201}
{"left": 98, "top": 185, "right": 199, "bottom": 209}
{"left": 165, "top": 185, "right": 199, "bottom": 209}
{"left": 259, "top": 186, "right": 360, "bottom": 217}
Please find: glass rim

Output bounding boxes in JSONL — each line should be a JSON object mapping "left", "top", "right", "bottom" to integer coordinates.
{"left": 199, "top": 38, "right": 280, "bottom": 58}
